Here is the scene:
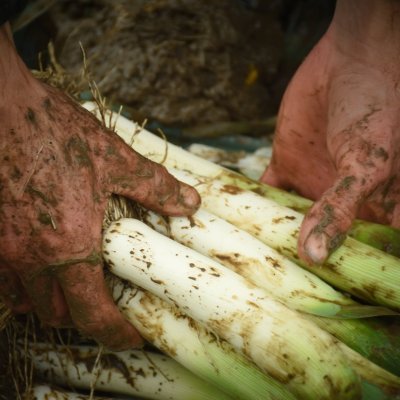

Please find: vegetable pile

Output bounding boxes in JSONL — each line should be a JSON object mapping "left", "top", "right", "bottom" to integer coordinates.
{"left": 28, "top": 103, "right": 400, "bottom": 400}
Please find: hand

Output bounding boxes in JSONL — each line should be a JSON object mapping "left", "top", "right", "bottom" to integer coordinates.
{"left": 0, "top": 26, "right": 200, "bottom": 350}
{"left": 260, "top": 3, "right": 400, "bottom": 265}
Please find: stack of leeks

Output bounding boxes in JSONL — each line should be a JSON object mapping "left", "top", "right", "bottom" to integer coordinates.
{"left": 31, "top": 102, "right": 400, "bottom": 400}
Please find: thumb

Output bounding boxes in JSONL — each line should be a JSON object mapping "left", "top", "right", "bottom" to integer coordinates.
{"left": 298, "top": 173, "right": 385, "bottom": 265}
{"left": 96, "top": 131, "right": 200, "bottom": 216}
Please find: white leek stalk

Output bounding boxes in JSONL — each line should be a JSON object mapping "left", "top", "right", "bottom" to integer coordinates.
{"left": 138, "top": 207, "right": 400, "bottom": 375}
{"left": 143, "top": 208, "right": 389, "bottom": 318}
{"left": 103, "top": 218, "right": 360, "bottom": 400}
{"left": 30, "top": 385, "right": 114, "bottom": 399}
{"left": 30, "top": 344, "right": 231, "bottom": 400}
{"left": 187, "top": 144, "right": 271, "bottom": 180}
{"left": 111, "top": 278, "right": 296, "bottom": 400}
{"left": 82, "top": 103, "right": 226, "bottom": 180}
{"left": 111, "top": 279, "right": 400, "bottom": 399}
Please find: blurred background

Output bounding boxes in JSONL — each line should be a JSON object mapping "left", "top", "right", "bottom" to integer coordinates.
{"left": 12, "top": 0, "right": 335, "bottom": 153}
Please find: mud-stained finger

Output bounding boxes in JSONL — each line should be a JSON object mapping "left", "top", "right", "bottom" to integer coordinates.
{"left": 298, "top": 171, "right": 389, "bottom": 265}
{"left": 57, "top": 260, "right": 142, "bottom": 351}
{"left": 100, "top": 140, "right": 200, "bottom": 216}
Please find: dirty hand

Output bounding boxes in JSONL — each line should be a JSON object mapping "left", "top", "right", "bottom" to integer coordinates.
{"left": 261, "top": 0, "right": 400, "bottom": 265}
{"left": 0, "top": 25, "right": 200, "bottom": 350}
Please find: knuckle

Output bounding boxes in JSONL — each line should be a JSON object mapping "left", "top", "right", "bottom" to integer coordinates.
{"left": 331, "top": 204, "right": 354, "bottom": 226}
{"left": 369, "top": 164, "right": 392, "bottom": 186}
{"left": 310, "top": 198, "right": 354, "bottom": 237}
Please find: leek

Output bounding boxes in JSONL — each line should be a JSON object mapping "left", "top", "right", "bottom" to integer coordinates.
{"left": 306, "top": 316, "right": 400, "bottom": 376}
{"left": 111, "top": 278, "right": 400, "bottom": 399}
{"left": 337, "top": 343, "right": 400, "bottom": 396}
{"left": 143, "top": 208, "right": 391, "bottom": 318}
{"left": 30, "top": 385, "right": 114, "bottom": 399}
{"left": 30, "top": 344, "right": 231, "bottom": 400}
{"left": 140, "top": 207, "right": 400, "bottom": 374}
{"left": 103, "top": 218, "right": 361, "bottom": 400}
{"left": 111, "top": 277, "right": 296, "bottom": 400}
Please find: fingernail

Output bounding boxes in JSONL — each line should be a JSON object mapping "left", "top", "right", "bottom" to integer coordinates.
{"left": 304, "top": 233, "right": 328, "bottom": 265}
{"left": 180, "top": 185, "right": 201, "bottom": 210}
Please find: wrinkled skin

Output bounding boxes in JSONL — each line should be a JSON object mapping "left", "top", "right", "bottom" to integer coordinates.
{"left": 261, "top": 0, "right": 400, "bottom": 265}
{"left": 0, "top": 25, "right": 200, "bottom": 350}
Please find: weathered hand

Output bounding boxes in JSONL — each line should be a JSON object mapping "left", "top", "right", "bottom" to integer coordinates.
{"left": 261, "top": 14, "right": 400, "bottom": 265}
{"left": 0, "top": 76, "right": 200, "bottom": 350}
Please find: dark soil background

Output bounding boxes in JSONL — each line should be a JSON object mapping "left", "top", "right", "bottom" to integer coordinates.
{"left": 14, "top": 0, "right": 335, "bottom": 130}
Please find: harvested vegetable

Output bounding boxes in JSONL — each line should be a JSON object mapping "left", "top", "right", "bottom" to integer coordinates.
{"left": 141, "top": 208, "right": 400, "bottom": 374}
{"left": 111, "top": 278, "right": 296, "bottom": 400}
{"left": 30, "top": 344, "right": 230, "bottom": 400}
{"left": 143, "top": 208, "right": 391, "bottom": 318}
{"left": 103, "top": 218, "right": 361, "bottom": 400}
{"left": 307, "top": 316, "right": 400, "bottom": 376}
{"left": 111, "top": 278, "right": 400, "bottom": 399}
{"left": 30, "top": 385, "right": 113, "bottom": 399}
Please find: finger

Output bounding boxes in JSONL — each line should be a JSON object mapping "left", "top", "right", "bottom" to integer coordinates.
{"left": 95, "top": 133, "right": 200, "bottom": 216}
{"left": 298, "top": 172, "right": 389, "bottom": 265}
{"left": 21, "top": 273, "right": 72, "bottom": 327}
{"left": 0, "top": 268, "right": 32, "bottom": 313}
{"left": 298, "top": 97, "right": 397, "bottom": 265}
{"left": 57, "top": 260, "right": 142, "bottom": 351}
